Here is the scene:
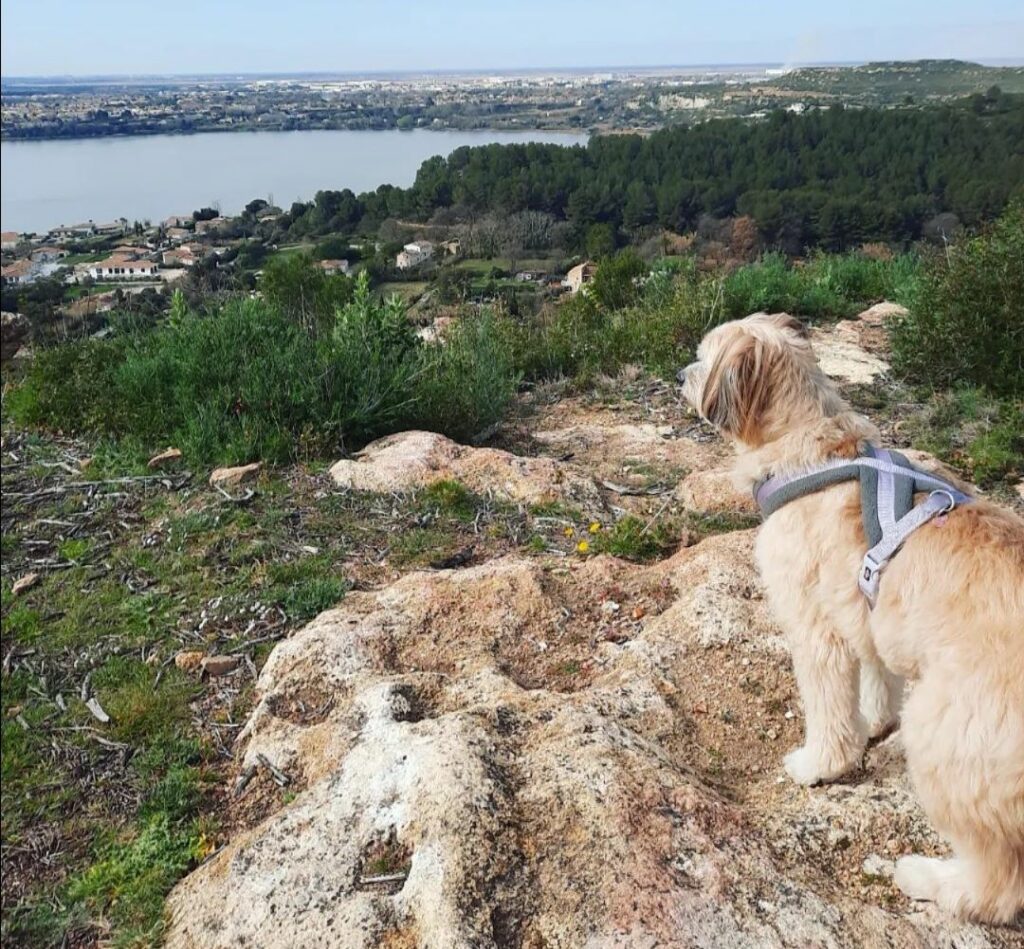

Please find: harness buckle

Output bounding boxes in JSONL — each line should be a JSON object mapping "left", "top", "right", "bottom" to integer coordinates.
{"left": 858, "top": 552, "right": 883, "bottom": 608}
{"left": 929, "top": 489, "right": 957, "bottom": 514}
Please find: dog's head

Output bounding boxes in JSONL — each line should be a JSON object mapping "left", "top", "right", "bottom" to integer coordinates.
{"left": 678, "top": 313, "right": 824, "bottom": 446}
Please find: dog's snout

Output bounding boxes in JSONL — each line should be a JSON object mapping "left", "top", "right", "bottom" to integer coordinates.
{"left": 676, "top": 367, "right": 687, "bottom": 385}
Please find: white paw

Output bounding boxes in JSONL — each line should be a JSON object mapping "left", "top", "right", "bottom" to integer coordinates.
{"left": 893, "top": 855, "right": 940, "bottom": 902}
{"left": 783, "top": 746, "right": 829, "bottom": 786}
{"left": 863, "top": 713, "right": 897, "bottom": 740}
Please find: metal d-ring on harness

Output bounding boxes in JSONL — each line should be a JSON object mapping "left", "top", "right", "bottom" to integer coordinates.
{"left": 753, "top": 445, "right": 973, "bottom": 607}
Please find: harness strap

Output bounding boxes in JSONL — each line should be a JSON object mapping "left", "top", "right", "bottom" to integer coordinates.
{"left": 858, "top": 488, "right": 957, "bottom": 606}
{"left": 755, "top": 455, "right": 968, "bottom": 513}
{"left": 754, "top": 445, "right": 972, "bottom": 607}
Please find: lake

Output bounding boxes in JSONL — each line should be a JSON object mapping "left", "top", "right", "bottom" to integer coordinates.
{"left": 0, "top": 128, "right": 588, "bottom": 234}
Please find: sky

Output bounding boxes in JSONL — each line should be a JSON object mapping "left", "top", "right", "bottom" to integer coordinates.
{"left": 1, "top": 0, "right": 1022, "bottom": 77}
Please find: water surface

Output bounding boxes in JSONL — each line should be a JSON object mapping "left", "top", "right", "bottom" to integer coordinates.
{"left": 1, "top": 128, "right": 587, "bottom": 233}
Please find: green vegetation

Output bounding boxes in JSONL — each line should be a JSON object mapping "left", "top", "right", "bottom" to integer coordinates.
{"left": 891, "top": 201, "right": 1024, "bottom": 396}
{"left": 9, "top": 273, "right": 518, "bottom": 465}
{"left": 510, "top": 251, "right": 919, "bottom": 385}
{"left": 589, "top": 515, "right": 677, "bottom": 562}
{"left": 281, "top": 95, "right": 1024, "bottom": 251}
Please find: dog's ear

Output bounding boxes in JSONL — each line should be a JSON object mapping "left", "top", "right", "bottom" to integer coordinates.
{"left": 700, "top": 331, "right": 780, "bottom": 444}
{"left": 765, "top": 313, "right": 809, "bottom": 339}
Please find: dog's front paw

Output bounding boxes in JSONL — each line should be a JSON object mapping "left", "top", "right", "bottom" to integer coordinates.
{"left": 893, "top": 855, "right": 942, "bottom": 902}
{"left": 783, "top": 745, "right": 860, "bottom": 785}
{"left": 783, "top": 746, "right": 829, "bottom": 785}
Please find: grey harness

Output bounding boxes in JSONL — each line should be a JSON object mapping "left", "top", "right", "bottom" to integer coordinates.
{"left": 754, "top": 445, "right": 973, "bottom": 607}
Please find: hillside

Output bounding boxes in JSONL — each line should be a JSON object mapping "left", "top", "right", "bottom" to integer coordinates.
{"left": 775, "top": 59, "right": 1024, "bottom": 100}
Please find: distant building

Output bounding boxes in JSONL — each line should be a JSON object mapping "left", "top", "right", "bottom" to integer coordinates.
{"left": 440, "top": 239, "right": 461, "bottom": 257}
{"left": 396, "top": 240, "right": 434, "bottom": 270}
{"left": 88, "top": 255, "right": 159, "bottom": 280}
{"left": 1, "top": 231, "right": 20, "bottom": 251}
{"left": 194, "top": 216, "right": 229, "bottom": 235}
{"left": 30, "top": 246, "right": 69, "bottom": 262}
{"left": 563, "top": 261, "right": 597, "bottom": 294}
{"left": 52, "top": 222, "right": 98, "bottom": 240}
{"left": 165, "top": 227, "right": 192, "bottom": 244}
{"left": 63, "top": 292, "right": 117, "bottom": 319}
{"left": 164, "top": 215, "right": 192, "bottom": 229}
{"left": 317, "top": 259, "right": 350, "bottom": 276}
{"left": 162, "top": 246, "right": 199, "bottom": 267}
{"left": 1, "top": 259, "right": 35, "bottom": 285}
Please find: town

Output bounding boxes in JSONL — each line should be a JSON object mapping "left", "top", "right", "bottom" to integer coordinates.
{"left": 4, "top": 59, "right": 1022, "bottom": 140}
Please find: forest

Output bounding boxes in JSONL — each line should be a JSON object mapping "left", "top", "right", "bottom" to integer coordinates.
{"left": 281, "top": 91, "right": 1024, "bottom": 252}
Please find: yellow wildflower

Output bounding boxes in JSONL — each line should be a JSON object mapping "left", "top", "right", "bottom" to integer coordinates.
{"left": 588, "top": 521, "right": 602, "bottom": 534}
{"left": 576, "top": 540, "right": 590, "bottom": 554}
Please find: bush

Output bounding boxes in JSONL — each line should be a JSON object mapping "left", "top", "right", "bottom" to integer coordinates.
{"left": 412, "top": 311, "right": 519, "bottom": 441}
{"left": 722, "top": 251, "right": 919, "bottom": 320}
{"left": 10, "top": 272, "right": 518, "bottom": 465}
{"left": 511, "top": 261, "right": 725, "bottom": 383}
{"left": 890, "top": 201, "right": 1024, "bottom": 396}
{"left": 260, "top": 252, "right": 354, "bottom": 334}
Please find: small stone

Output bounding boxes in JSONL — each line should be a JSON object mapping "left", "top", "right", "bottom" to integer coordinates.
{"left": 631, "top": 605, "right": 646, "bottom": 620}
{"left": 11, "top": 573, "right": 39, "bottom": 596}
{"left": 210, "top": 462, "right": 262, "bottom": 487}
{"left": 201, "top": 655, "right": 242, "bottom": 677}
{"left": 861, "top": 854, "right": 895, "bottom": 879}
{"left": 600, "top": 600, "right": 620, "bottom": 614}
{"left": 766, "top": 728, "right": 778, "bottom": 740}
{"left": 784, "top": 710, "right": 795, "bottom": 720}
{"left": 174, "top": 650, "right": 205, "bottom": 673}
{"left": 148, "top": 447, "right": 183, "bottom": 469}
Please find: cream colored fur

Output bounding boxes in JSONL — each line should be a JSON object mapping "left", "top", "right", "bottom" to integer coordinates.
{"left": 680, "top": 313, "right": 1024, "bottom": 925}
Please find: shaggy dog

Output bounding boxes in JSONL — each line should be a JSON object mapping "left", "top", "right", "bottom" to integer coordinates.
{"left": 679, "top": 312, "right": 1024, "bottom": 924}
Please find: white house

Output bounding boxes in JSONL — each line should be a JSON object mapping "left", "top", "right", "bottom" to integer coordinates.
{"left": 1, "top": 259, "right": 34, "bottom": 285}
{"left": 317, "top": 259, "right": 350, "bottom": 276}
{"left": 88, "top": 255, "right": 159, "bottom": 280}
{"left": 396, "top": 240, "right": 434, "bottom": 270}
{"left": 1, "top": 231, "right": 20, "bottom": 251}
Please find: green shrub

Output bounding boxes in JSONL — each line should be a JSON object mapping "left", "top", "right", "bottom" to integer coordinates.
{"left": 260, "top": 251, "right": 354, "bottom": 334}
{"left": 722, "top": 251, "right": 919, "bottom": 320}
{"left": 903, "top": 387, "right": 1023, "bottom": 486}
{"left": 10, "top": 272, "right": 517, "bottom": 465}
{"left": 891, "top": 202, "right": 1024, "bottom": 396}
{"left": 411, "top": 310, "right": 518, "bottom": 442}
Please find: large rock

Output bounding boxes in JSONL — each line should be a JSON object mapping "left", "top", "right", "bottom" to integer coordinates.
{"left": 858, "top": 301, "right": 908, "bottom": 326}
{"left": 674, "top": 468, "right": 757, "bottom": 514}
{"left": 166, "top": 532, "right": 1005, "bottom": 948}
{"left": 810, "top": 320, "right": 890, "bottom": 384}
{"left": 330, "top": 430, "right": 603, "bottom": 508}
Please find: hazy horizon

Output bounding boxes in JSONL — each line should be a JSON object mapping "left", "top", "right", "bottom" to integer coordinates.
{"left": 2, "top": 0, "right": 1022, "bottom": 78}
{"left": 4, "top": 57, "right": 1024, "bottom": 83}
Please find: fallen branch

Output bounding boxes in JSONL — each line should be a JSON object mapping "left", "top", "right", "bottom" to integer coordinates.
{"left": 256, "top": 753, "right": 291, "bottom": 787}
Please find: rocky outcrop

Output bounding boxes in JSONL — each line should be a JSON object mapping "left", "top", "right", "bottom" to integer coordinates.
{"left": 165, "top": 316, "right": 1014, "bottom": 946}
{"left": 330, "top": 430, "right": 603, "bottom": 508}
{"left": 810, "top": 320, "right": 890, "bottom": 384}
{"left": 166, "top": 530, "right": 1004, "bottom": 948}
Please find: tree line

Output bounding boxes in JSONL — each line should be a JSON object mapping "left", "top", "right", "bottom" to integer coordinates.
{"left": 280, "top": 95, "right": 1023, "bottom": 252}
